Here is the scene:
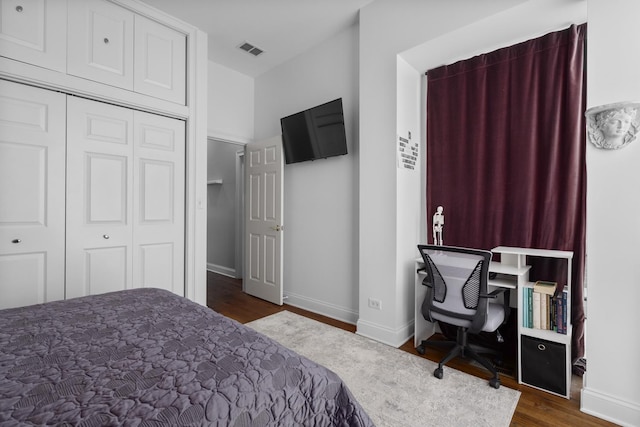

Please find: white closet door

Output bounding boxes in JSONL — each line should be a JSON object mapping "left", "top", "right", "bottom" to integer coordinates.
{"left": 66, "top": 96, "right": 134, "bottom": 298}
{"left": 0, "top": 0, "right": 67, "bottom": 72}
{"left": 0, "top": 80, "right": 66, "bottom": 309}
{"left": 67, "top": 0, "right": 134, "bottom": 90}
{"left": 133, "top": 110, "right": 185, "bottom": 295}
{"left": 134, "top": 15, "right": 186, "bottom": 105}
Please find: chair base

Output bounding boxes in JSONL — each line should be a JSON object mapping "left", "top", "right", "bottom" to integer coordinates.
{"left": 416, "top": 327, "right": 502, "bottom": 389}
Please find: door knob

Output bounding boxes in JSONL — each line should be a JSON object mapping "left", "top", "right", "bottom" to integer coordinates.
{"left": 12, "top": 239, "right": 21, "bottom": 244}
{"left": 103, "top": 234, "right": 110, "bottom": 239}
{"left": 270, "top": 225, "right": 283, "bottom": 232}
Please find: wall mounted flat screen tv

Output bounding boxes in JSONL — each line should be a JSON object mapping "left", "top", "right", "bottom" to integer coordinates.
{"left": 280, "top": 98, "right": 348, "bottom": 164}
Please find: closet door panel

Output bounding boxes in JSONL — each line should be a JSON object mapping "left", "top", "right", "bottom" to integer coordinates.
{"left": 0, "top": 253, "right": 46, "bottom": 308}
{"left": 0, "top": 79, "right": 66, "bottom": 309}
{"left": 83, "top": 246, "right": 128, "bottom": 295}
{"left": 133, "top": 110, "right": 184, "bottom": 296}
{"left": 134, "top": 15, "right": 186, "bottom": 104}
{"left": 66, "top": 96, "right": 134, "bottom": 298}
{"left": 67, "top": 0, "right": 134, "bottom": 90}
{"left": 0, "top": 0, "right": 67, "bottom": 72}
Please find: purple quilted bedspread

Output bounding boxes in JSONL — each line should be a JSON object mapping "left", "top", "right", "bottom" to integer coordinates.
{"left": 0, "top": 288, "right": 374, "bottom": 426}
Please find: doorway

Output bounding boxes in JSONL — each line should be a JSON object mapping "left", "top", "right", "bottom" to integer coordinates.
{"left": 206, "top": 138, "right": 245, "bottom": 280}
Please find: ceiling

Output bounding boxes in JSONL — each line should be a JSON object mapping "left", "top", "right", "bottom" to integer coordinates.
{"left": 142, "top": 0, "right": 376, "bottom": 78}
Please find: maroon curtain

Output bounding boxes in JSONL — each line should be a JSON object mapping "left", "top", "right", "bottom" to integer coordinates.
{"left": 426, "top": 24, "right": 586, "bottom": 362}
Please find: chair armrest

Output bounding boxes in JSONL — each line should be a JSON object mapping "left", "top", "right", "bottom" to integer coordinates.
{"left": 479, "top": 288, "right": 506, "bottom": 299}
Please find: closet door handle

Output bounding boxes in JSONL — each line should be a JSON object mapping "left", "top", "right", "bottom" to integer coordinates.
{"left": 103, "top": 234, "right": 110, "bottom": 239}
{"left": 12, "top": 239, "right": 22, "bottom": 244}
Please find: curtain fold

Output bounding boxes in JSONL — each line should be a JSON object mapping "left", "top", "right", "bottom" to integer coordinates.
{"left": 426, "top": 24, "right": 586, "bottom": 362}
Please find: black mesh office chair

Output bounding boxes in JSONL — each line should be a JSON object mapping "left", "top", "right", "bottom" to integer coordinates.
{"left": 416, "top": 244, "right": 507, "bottom": 389}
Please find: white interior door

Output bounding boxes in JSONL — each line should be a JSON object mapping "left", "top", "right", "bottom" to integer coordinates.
{"left": 66, "top": 96, "right": 134, "bottom": 298}
{"left": 0, "top": 80, "right": 66, "bottom": 309}
{"left": 133, "top": 110, "right": 185, "bottom": 296}
{"left": 244, "top": 135, "right": 284, "bottom": 305}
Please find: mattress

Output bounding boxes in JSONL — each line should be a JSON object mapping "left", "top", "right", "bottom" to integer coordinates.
{"left": 0, "top": 288, "right": 374, "bottom": 426}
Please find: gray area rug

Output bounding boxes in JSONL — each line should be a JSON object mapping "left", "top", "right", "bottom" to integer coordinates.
{"left": 247, "top": 311, "right": 520, "bottom": 427}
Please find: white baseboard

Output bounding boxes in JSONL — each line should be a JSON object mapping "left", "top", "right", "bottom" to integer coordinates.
{"left": 356, "top": 317, "right": 414, "bottom": 348}
{"left": 206, "top": 263, "right": 237, "bottom": 278}
{"left": 283, "top": 291, "right": 359, "bottom": 326}
{"left": 581, "top": 386, "right": 640, "bottom": 427}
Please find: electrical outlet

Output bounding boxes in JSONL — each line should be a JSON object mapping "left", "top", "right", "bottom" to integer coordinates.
{"left": 368, "top": 297, "right": 382, "bottom": 310}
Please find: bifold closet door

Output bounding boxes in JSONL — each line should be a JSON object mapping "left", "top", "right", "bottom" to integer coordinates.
{"left": 66, "top": 96, "right": 134, "bottom": 298}
{"left": 133, "top": 110, "right": 185, "bottom": 296}
{"left": 66, "top": 96, "right": 185, "bottom": 298}
{"left": 0, "top": 80, "right": 66, "bottom": 309}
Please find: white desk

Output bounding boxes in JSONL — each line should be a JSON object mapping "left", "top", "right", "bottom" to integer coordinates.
{"left": 414, "top": 246, "right": 573, "bottom": 398}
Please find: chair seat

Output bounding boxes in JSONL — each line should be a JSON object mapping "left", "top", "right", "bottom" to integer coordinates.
{"left": 431, "top": 302, "right": 505, "bottom": 332}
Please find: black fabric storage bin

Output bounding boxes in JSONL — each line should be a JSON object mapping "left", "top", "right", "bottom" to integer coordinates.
{"left": 521, "top": 335, "right": 566, "bottom": 396}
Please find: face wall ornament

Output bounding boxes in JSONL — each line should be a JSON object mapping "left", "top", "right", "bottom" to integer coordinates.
{"left": 585, "top": 102, "right": 640, "bottom": 150}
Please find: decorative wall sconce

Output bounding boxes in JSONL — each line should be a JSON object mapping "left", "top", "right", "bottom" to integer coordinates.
{"left": 585, "top": 102, "right": 640, "bottom": 150}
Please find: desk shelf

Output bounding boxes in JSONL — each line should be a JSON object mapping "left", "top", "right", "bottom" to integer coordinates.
{"left": 487, "top": 276, "right": 517, "bottom": 289}
{"left": 492, "top": 246, "right": 573, "bottom": 399}
{"left": 489, "top": 261, "right": 530, "bottom": 276}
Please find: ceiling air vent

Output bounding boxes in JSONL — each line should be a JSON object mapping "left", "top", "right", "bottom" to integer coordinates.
{"left": 238, "top": 41, "right": 264, "bottom": 57}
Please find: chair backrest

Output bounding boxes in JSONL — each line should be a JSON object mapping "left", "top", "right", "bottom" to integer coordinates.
{"left": 417, "top": 244, "right": 493, "bottom": 333}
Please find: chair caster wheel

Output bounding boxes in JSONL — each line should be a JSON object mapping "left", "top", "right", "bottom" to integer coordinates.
{"left": 489, "top": 378, "right": 500, "bottom": 389}
{"left": 433, "top": 367, "right": 443, "bottom": 379}
{"left": 416, "top": 345, "right": 425, "bottom": 355}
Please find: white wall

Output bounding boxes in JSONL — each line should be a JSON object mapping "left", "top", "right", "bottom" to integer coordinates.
{"left": 581, "top": 1, "right": 640, "bottom": 425}
{"left": 356, "top": 0, "right": 572, "bottom": 346}
{"left": 253, "top": 26, "right": 360, "bottom": 323}
{"left": 395, "top": 57, "right": 423, "bottom": 335}
{"left": 208, "top": 61, "right": 254, "bottom": 143}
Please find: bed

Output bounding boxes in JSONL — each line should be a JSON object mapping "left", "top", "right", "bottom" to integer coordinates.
{"left": 0, "top": 288, "right": 374, "bottom": 426}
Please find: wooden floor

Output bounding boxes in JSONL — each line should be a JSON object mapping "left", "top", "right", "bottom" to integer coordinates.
{"left": 207, "top": 272, "right": 616, "bottom": 427}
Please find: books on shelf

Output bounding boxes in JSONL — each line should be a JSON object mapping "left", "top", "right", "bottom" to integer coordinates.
{"left": 533, "top": 280, "right": 557, "bottom": 295}
{"left": 540, "top": 292, "right": 549, "bottom": 330}
{"left": 532, "top": 290, "right": 541, "bottom": 329}
{"left": 523, "top": 283, "right": 567, "bottom": 334}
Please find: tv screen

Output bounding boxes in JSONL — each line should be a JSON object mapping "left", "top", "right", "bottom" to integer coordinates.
{"left": 280, "top": 98, "right": 348, "bottom": 164}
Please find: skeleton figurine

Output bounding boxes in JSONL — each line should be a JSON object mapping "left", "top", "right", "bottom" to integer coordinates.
{"left": 432, "top": 206, "right": 444, "bottom": 246}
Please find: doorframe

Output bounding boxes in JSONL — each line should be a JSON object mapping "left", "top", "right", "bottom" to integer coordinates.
{"left": 235, "top": 149, "right": 245, "bottom": 285}
{"left": 206, "top": 137, "right": 247, "bottom": 280}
